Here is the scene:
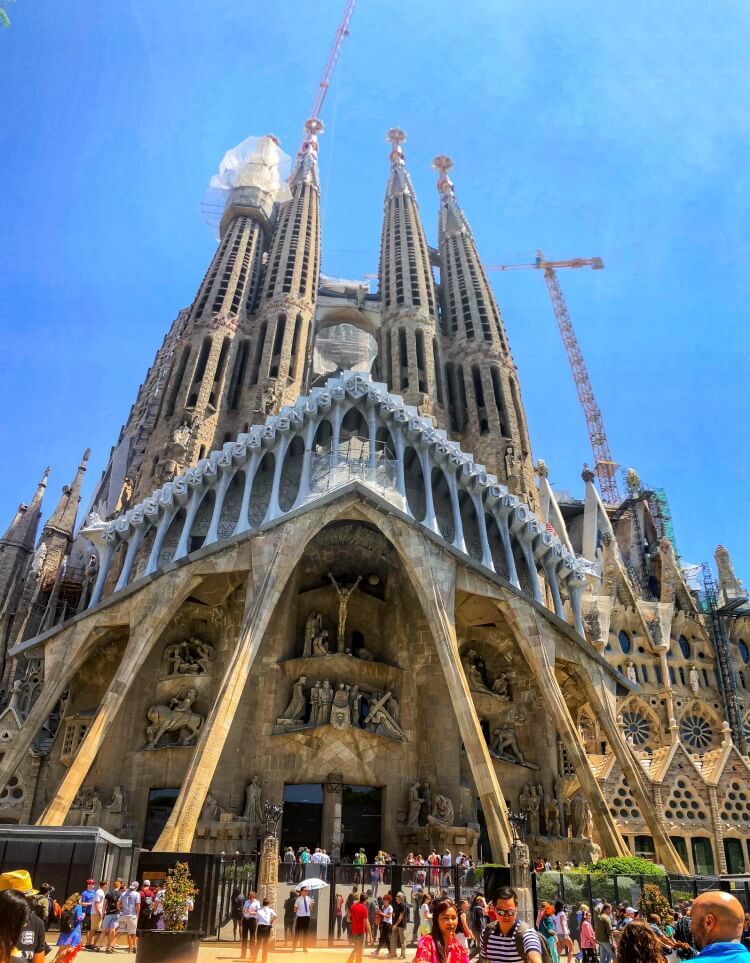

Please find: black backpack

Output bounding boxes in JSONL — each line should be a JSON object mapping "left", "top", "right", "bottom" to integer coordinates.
{"left": 59, "top": 909, "right": 76, "bottom": 935}
{"left": 675, "top": 916, "right": 693, "bottom": 946}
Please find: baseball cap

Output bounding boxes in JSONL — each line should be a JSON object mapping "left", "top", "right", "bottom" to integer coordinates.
{"left": 143, "top": 880, "right": 151, "bottom": 886}
{"left": 86, "top": 879, "right": 95, "bottom": 886}
{"left": 130, "top": 881, "right": 139, "bottom": 889}
{"left": 626, "top": 907, "right": 636, "bottom": 914}
{"left": 0, "top": 870, "right": 38, "bottom": 895}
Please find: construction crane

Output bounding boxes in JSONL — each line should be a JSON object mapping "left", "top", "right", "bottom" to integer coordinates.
{"left": 292, "top": 0, "right": 358, "bottom": 170}
{"left": 485, "top": 252, "right": 622, "bottom": 505}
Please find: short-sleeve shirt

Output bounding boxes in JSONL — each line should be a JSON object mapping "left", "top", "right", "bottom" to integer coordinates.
{"left": 119, "top": 890, "right": 141, "bottom": 916}
{"left": 480, "top": 920, "right": 543, "bottom": 963}
{"left": 381, "top": 904, "right": 394, "bottom": 925}
{"left": 104, "top": 890, "right": 121, "bottom": 915}
{"left": 243, "top": 899, "right": 260, "bottom": 920}
{"left": 13, "top": 913, "right": 46, "bottom": 961}
{"left": 350, "top": 903, "right": 369, "bottom": 936}
{"left": 93, "top": 888, "right": 106, "bottom": 915}
{"left": 294, "top": 896, "right": 312, "bottom": 918}
{"left": 81, "top": 888, "right": 96, "bottom": 916}
{"left": 595, "top": 915, "right": 613, "bottom": 943}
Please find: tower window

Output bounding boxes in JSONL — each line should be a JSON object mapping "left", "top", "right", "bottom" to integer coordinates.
{"left": 678, "top": 635, "right": 691, "bottom": 659}
{"left": 290, "top": 313, "right": 304, "bottom": 379}
{"left": 166, "top": 345, "right": 191, "bottom": 417}
{"left": 398, "top": 327, "right": 408, "bottom": 390}
{"left": 472, "top": 365, "right": 488, "bottom": 434}
{"left": 490, "top": 366, "right": 508, "bottom": 435}
{"left": 618, "top": 630, "right": 632, "bottom": 654}
{"left": 415, "top": 330, "right": 427, "bottom": 393}
{"left": 249, "top": 322, "right": 267, "bottom": 386}
{"left": 228, "top": 339, "right": 250, "bottom": 410}
{"left": 433, "top": 339, "right": 444, "bottom": 405}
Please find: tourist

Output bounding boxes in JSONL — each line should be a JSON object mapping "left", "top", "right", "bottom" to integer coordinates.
{"left": 335, "top": 893, "right": 345, "bottom": 940}
{"left": 689, "top": 891, "right": 749, "bottom": 960}
{"left": 479, "top": 887, "right": 543, "bottom": 963}
{"left": 100, "top": 881, "right": 123, "bottom": 954}
{"left": 371, "top": 892, "right": 393, "bottom": 957}
{"left": 86, "top": 880, "right": 106, "bottom": 950}
{"left": 283, "top": 892, "right": 296, "bottom": 944}
{"left": 253, "top": 898, "right": 276, "bottom": 963}
{"left": 346, "top": 888, "right": 360, "bottom": 942}
{"left": 428, "top": 852, "right": 440, "bottom": 890}
{"left": 442, "top": 851, "right": 453, "bottom": 888}
{"left": 32, "top": 885, "right": 52, "bottom": 930}
{"left": 231, "top": 889, "right": 245, "bottom": 942}
{"left": 241, "top": 890, "right": 261, "bottom": 958}
{"left": 354, "top": 850, "right": 367, "bottom": 887}
{"left": 137, "top": 881, "right": 156, "bottom": 934}
{"left": 292, "top": 885, "right": 314, "bottom": 952}
{"left": 0, "top": 889, "right": 34, "bottom": 963}
{"left": 347, "top": 894, "right": 372, "bottom": 963}
{"left": 614, "top": 920, "right": 663, "bottom": 963}
{"left": 580, "top": 910, "right": 597, "bottom": 963}
{"left": 415, "top": 897, "right": 469, "bottom": 963}
{"left": 55, "top": 894, "right": 84, "bottom": 963}
{"left": 0, "top": 871, "right": 45, "bottom": 963}
{"left": 117, "top": 882, "right": 141, "bottom": 955}
{"left": 539, "top": 904, "right": 560, "bottom": 963}
{"left": 300, "top": 848, "right": 311, "bottom": 882}
{"left": 596, "top": 904, "right": 616, "bottom": 963}
{"left": 456, "top": 899, "right": 473, "bottom": 953}
{"left": 555, "top": 901, "right": 575, "bottom": 958}
{"left": 284, "top": 848, "right": 296, "bottom": 884}
{"left": 419, "top": 893, "right": 433, "bottom": 938}
{"left": 80, "top": 880, "right": 96, "bottom": 940}
{"left": 391, "top": 892, "right": 408, "bottom": 960}
{"left": 469, "top": 895, "right": 486, "bottom": 956}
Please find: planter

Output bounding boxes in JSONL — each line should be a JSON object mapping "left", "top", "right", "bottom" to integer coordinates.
{"left": 135, "top": 930, "right": 202, "bottom": 963}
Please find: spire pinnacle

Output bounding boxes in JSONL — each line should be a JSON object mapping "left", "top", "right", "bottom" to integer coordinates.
{"left": 291, "top": 118, "right": 324, "bottom": 188}
{"left": 432, "top": 154, "right": 455, "bottom": 195}
{"left": 43, "top": 449, "right": 90, "bottom": 541}
{"left": 384, "top": 128, "right": 416, "bottom": 200}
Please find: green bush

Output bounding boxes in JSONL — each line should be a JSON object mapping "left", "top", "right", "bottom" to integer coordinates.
{"left": 588, "top": 857, "right": 665, "bottom": 877}
{"left": 161, "top": 861, "right": 199, "bottom": 932}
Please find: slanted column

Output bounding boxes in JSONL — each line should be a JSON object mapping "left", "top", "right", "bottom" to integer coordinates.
{"left": 294, "top": 421, "right": 319, "bottom": 508}
{"left": 204, "top": 470, "right": 234, "bottom": 546}
{"left": 114, "top": 528, "right": 146, "bottom": 592}
{"left": 566, "top": 571, "right": 586, "bottom": 636}
{"left": 267, "top": 435, "right": 291, "bottom": 521}
{"left": 393, "top": 432, "right": 406, "bottom": 501}
{"left": 89, "top": 541, "right": 116, "bottom": 607}
{"left": 447, "top": 471, "right": 466, "bottom": 554}
{"left": 516, "top": 519, "right": 543, "bottom": 603}
{"left": 144, "top": 509, "right": 177, "bottom": 576}
{"left": 419, "top": 448, "right": 439, "bottom": 534}
{"left": 472, "top": 494, "right": 494, "bottom": 571}
{"left": 496, "top": 501, "right": 520, "bottom": 588}
{"left": 367, "top": 410, "right": 378, "bottom": 470}
{"left": 234, "top": 451, "right": 262, "bottom": 536}
{"left": 174, "top": 486, "right": 205, "bottom": 560}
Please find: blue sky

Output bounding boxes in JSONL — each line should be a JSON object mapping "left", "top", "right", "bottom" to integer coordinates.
{"left": 1, "top": 0, "right": 749, "bottom": 581}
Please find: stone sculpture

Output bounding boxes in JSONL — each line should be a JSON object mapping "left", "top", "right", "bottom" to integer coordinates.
{"left": 689, "top": 665, "right": 701, "bottom": 693}
{"left": 626, "top": 660, "right": 637, "bottom": 685}
{"left": 349, "top": 685, "right": 362, "bottom": 727}
{"left": 328, "top": 572, "right": 362, "bottom": 651}
{"left": 406, "top": 782, "right": 423, "bottom": 827}
{"left": 277, "top": 676, "right": 307, "bottom": 726}
{"left": 320, "top": 680, "right": 333, "bottom": 723}
{"left": 571, "top": 792, "right": 587, "bottom": 838}
{"left": 144, "top": 687, "right": 203, "bottom": 749}
{"left": 421, "top": 782, "right": 433, "bottom": 825}
{"left": 526, "top": 785, "right": 540, "bottom": 835}
{"left": 490, "top": 725, "right": 526, "bottom": 765}
{"left": 364, "top": 691, "right": 406, "bottom": 740}
{"left": 243, "top": 776, "right": 263, "bottom": 825}
{"left": 544, "top": 787, "right": 560, "bottom": 837}
{"left": 312, "top": 630, "right": 330, "bottom": 656}
{"left": 427, "top": 794, "right": 454, "bottom": 827}
{"left": 81, "top": 788, "right": 103, "bottom": 826}
{"left": 330, "top": 684, "right": 352, "bottom": 729}
{"left": 200, "top": 792, "right": 222, "bottom": 824}
{"left": 492, "top": 673, "right": 510, "bottom": 700}
{"left": 462, "top": 649, "right": 493, "bottom": 695}
{"left": 164, "top": 638, "right": 214, "bottom": 675}
{"left": 303, "top": 612, "right": 322, "bottom": 658}
{"left": 310, "top": 682, "right": 322, "bottom": 725}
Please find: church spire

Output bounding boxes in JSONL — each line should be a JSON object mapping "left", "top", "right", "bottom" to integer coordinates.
{"left": 0, "top": 467, "right": 49, "bottom": 604}
{"left": 433, "top": 155, "right": 536, "bottom": 504}
{"left": 43, "top": 450, "right": 89, "bottom": 543}
{"left": 377, "top": 129, "right": 443, "bottom": 419}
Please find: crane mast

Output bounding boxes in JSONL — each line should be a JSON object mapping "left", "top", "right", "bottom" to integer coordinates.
{"left": 485, "top": 253, "right": 621, "bottom": 504}
{"left": 292, "top": 0, "right": 357, "bottom": 170}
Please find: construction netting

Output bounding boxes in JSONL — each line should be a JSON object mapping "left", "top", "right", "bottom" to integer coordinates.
{"left": 201, "top": 134, "right": 292, "bottom": 237}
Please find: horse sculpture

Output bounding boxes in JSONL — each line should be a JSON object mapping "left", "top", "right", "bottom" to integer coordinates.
{"left": 145, "top": 702, "right": 203, "bottom": 750}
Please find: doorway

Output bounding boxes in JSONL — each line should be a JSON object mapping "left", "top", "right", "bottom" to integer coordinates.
{"left": 281, "top": 784, "right": 324, "bottom": 853}
{"left": 341, "top": 785, "right": 382, "bottom": 859}
{"left": 144, "top": 788, "right": 179, "bottom": 850}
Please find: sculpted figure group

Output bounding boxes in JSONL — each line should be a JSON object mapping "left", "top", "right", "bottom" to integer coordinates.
{"left": 462, "top": 649, "right": 511, "bottom": 701}
{"left": 405, "top": 781, "right": 455, "bottom": 829}
{"left": 520, "top": 782, "right": 592, "bottom": 839}
{"left": 276, "top": 677, "right": 405, "bottom": 741}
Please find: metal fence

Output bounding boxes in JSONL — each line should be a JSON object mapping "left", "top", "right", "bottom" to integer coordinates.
{"left": 531, "top": 870, "right": 750, "bottom": 917}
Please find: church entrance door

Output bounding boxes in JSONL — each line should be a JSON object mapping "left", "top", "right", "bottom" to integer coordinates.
{"left": 281, "top": 784, "right": 324, "bottom": 852}
{"left": 341, "top": 785, "right": 381, "bottom": 859}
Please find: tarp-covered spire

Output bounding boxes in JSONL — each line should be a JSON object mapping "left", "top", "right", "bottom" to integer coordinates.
{"left": 384, "top": 127, "right": 417, "bottom": 200}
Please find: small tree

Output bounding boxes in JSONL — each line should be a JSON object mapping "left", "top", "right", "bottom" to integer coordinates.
{"left": 639, "top": 883, "right": 672, "bottom": 922}
{"left": 161, "top": 861, "right": 199, "bottom": 932}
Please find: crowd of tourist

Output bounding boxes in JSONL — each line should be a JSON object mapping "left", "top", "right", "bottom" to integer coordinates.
{"left": 281, "top": 847, "right": 478, "bottom": 889}
{"left": 0, "top": 870, "right": 187, "bottom": 961}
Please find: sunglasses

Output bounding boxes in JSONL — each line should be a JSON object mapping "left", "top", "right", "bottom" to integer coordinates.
{"left": 496, "top": 909, "right": 517, "bottom": 917}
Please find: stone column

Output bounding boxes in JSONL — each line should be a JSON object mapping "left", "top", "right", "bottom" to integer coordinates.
{"left": 258, "top": 833, "right": 279, "bottom": 915}
{"left": 509, "top": 841, "right": 533, "bottom": 924}
{"left": 152, "top": 534, "right": 297, "bottom": 851}
{"left": 708, "top": 786, "right": 727, "bottom": 874}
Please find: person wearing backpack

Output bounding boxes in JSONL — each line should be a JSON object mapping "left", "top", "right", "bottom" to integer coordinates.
{"left": 479, "top": 886, "right": 549, "bottom": 963}
{"left": 101, "top": 882, "right": 123, "bottom": 955}
{"left": 539, "top": 904, "right": 561, "bottom": 963}
{"left": 54, "top": 894, "right": 84, "bottom": 963}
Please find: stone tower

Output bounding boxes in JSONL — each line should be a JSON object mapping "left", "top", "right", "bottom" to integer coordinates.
{"left": 0, "top": 468, "right": 48, "bottom": 604}
{"left": 219, "top": 119, "right": 323, "bottom": 430}
{"left": 378, "top": 129, "right": 445, "bottom": 422}
{"left": 433, "top": 155, "right": 537, "bottom": 505}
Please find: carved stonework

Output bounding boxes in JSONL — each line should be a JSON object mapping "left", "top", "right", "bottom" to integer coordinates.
{"left": 274, "top": 677, "right": 406, "bottom": 741}
{"left": 163, "top": 638, "right": 215, "bottom": 676}
{"left": 144, "top": 687, "right": 203, "bottom": 750}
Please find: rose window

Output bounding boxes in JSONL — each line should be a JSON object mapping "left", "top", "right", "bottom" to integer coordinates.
{"left": 679, "top": 714, "right": 713, "bottom": 750}
{"left": 622, "top": 710, "right": 650, "bottom": 746}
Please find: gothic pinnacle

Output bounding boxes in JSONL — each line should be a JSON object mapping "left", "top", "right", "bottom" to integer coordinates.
{"left": 432, "top": 154, "right": 455, "bottom": 194}
{"left": 291, "top": 118, "right": 324, "bottom": 188}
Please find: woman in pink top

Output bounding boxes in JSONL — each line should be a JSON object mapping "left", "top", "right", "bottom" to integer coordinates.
{"left": 579, "top": 909, "right": 597, "bottom": 963}
{"left": 415, "top": 898, "right": 469, "bottom": 963}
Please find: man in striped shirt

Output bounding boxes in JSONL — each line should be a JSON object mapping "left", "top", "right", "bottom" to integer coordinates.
{"left": 480, "top": 887, "right": 544, "bottom": 963}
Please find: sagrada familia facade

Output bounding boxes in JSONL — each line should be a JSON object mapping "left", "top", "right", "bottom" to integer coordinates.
{"left": 0, "top": 121, "right": 748, "bottom": 877}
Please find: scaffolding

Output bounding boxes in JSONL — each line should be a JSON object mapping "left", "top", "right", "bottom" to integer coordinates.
{"left": 701, "top": 563, "right": 746, "bottom": 754}
{"left": 649, "top": 487, "right": 679, "bottom": 558}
